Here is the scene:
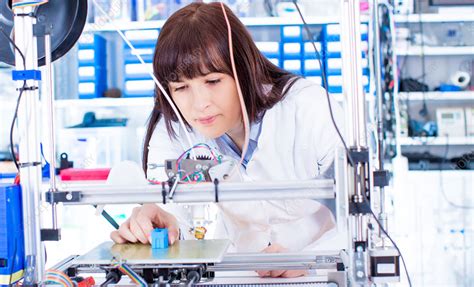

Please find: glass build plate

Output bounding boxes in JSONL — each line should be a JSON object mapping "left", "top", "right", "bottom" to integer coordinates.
{"left": 73, "top": 240, "right": 230, "bottom": 265}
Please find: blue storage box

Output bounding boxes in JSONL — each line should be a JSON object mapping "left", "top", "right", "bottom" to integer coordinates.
{"left": 77, "top": 34, "right": 107, "bottom": 99}
{"left": 0, "top": 184, "right": 24, "bottom": 286}
{"left": 303, "top": 42, "right": 323, "bottom": 59}
{"left": 283, "top": 59, "right": 302, "bottom": 75}
{"left": 78, "top": 34, "right": 107, "bottom": 67}
{"left": 325, "top": 57, "right": 369, "bottom": 76}
{"left": 124, "top": 79, "right": 155, "bottom": 97}
{"left": 255, "top": 41, "right": 280, "bottom": 59}
{"left": 281, "top": 25, "right": 303, "bottom": 42}
{"left": 123, "top": 29, "right": 159, "bottom": 48}
{"left": 303, "top": 59, "right": 322, "bottom": 76}
{"left": 327, "top": 75, "right": 370, "bottom": 93}
{"left": 123, "top": 46, "right": 155, "bottom": 63}
{"left": 281, "top": 42, "right": 302, "bottom": 60}
{"left": 324, "top": 23, "right": 368, "bottom": 42}
{"left": 124, "top": 62, "right": 154, "bottom": 81}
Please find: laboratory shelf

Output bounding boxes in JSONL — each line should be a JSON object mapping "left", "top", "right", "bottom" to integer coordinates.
{"left": 399, "top": 137, "right": 474, "bottom": 146}
{"left": 394, "top": 13, "right": 474, "bottom": 23}
{"left": 54, "top": 97, "right": 153, "bottom": 108}
{"left": 85, "top": 16, "right": 371, "bottom": 32}
{"left": 395, "top": 46, "right": 474, "bottom": 56}
{"left": 398, "top": 91, "right": 474, "bottom": 102}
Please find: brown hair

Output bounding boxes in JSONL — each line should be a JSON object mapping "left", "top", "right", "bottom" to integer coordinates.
{"left": 143, "top": 2, "right": 299, "bottom": 172}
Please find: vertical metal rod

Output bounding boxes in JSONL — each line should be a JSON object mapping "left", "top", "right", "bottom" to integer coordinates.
{"left": 373, "top": 1, "right": 392, "bottom": 234}
{"left": 373, "top": 0, "right": 384, "bottom": 170}
{"left": 44, "top": 33, "right": 58, "bottom": 229}
{"left": 341, "top": 0, "right": 367, "bottom": 149}
{"left": 13, "top": 6, "right": 45, "bottom": 284}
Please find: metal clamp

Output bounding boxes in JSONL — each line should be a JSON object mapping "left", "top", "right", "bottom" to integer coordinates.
{"left": 19, "top": 161, "right": 42, "bottom": 168}
{"left": 348, "top": 148, "right": 369, "bottom": 165}
{"left": 45, "top": 191, "right": 81, "bottom": 203}
{"left": 373, "top": 170, "right": 390, "bottom": 187}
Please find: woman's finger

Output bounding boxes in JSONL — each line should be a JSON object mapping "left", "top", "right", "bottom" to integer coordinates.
{"left": 118, "top": 220, "right": 138, "bottom": 243}
{"left": 110, "top": 230, "right": 127, "bottom": 244}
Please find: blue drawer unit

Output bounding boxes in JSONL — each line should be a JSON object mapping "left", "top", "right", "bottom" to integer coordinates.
{"left": 255, "top": 41, "right": 281, "bottom": 67}
{"left": 281, "top": 42, "right": 302, "bottom": 60}
{"left": 77, "top": 34, "right": 107, "bottom": 99}
{"left": 323, "top": 22, "right": 370, "bottom": 94}
{"left": 324, "top": 23, "right": 368, "bottom": 42}
{"left": 281, "top": 25, "right": 303, "bottom": 42}
{"left": 303, "top": 41, "right": 323, "bottom": 59}
{"left": 326, "top": 57, "right": 370, "bottom": 76}
{"left": 283, "top": 59, "right": 303, "bottom": 75}
{"left": 0, "top": 184, "right": 24, "bottom": 286}
{"left": 123, "top": 29, "right": 159, "bottom": 97}
{"left": 302, "top": 42, "right": 323, "bottom": 77}
{"left": 327, "top": 74, "right": 370, "bottom": 94}
{"left": 280, "top": 25, "right": 304, "bottom": 75}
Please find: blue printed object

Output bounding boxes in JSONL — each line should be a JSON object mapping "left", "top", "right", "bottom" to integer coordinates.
{"left": 151, "top": 228, "right": 168, "bottom": 249}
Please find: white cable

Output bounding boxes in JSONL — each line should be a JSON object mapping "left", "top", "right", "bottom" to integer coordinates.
{"left": 91, "top": 0, "right": 196, "bottom": 155}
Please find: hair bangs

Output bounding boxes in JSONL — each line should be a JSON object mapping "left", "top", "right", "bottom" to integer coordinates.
{"left": 154, "top": 21, "right": 231, "bottom": 85}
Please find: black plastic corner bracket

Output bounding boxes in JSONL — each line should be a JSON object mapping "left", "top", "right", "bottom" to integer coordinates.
{"left": 349, "top": 200, "right": 372, "bottom": 215}
{"left": 373, "top": 170, "right": 390, "bottom": 187}
{"left": 41, "top": 228, "right": 61, "bottom": 241}
{"left": 348, "top": 148, "right": 369, "bottom": 166}
{"left": 45, "top": 191, "right": 81, "bottom": 203}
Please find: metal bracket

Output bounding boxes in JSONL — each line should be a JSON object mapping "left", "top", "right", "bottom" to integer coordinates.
{"left": 33, "top": 23, "right": 52, "bottom": 37}
{"left": 349, "top": 200, "right": 372, "bottom": 215}
{"left": 45, "top": 191, "right": 81, "bottom": 203}
{"left": 41, "top": 228, "right": 61, "bottom": 241}
{"left": 348, "top": 148, "right": 369, "bottom": 165}
{"left": 373, "top": 170, "right": 390, "bottom": 187}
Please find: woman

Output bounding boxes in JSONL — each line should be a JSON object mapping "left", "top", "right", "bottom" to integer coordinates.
{"left": 111, "top": 2, "right": 344, "bottom": 278}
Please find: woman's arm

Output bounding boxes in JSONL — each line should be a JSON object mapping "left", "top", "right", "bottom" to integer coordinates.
{"left": 111, "top": 120, "right": 195, "bottom": 244}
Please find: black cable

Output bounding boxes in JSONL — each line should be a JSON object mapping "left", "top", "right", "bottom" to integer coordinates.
{"left": 100, "top": 268, "right": 122, "bottom": 287}
{"left": 292, "top": 1, "right": 412, "bottom": 286}
{"left": 291, "top": 0, "right": 355, "bottom": 167}
{"left": 0, "top": 27, "right": 26, "bottom": 67}
{"left": 0, "top": 26, "right": 27, "bottom": 171}
{"left": 416, "top": 0, "right": 428, "bottom": 118}
{"left": 439, "top": 136, "right": 473, "bottom": 209}
{"left": 367, "top": 204, "right": 412, "bottom": 287}
{"left": 9, "top": 81, "right": 26, "bottom": 171}
{"left": 214, "top": 178, "right": 219, "bottom": 203}
{"left": 264, "top": 0, "right": 275, "bottom": 17}
{"left": 93, "top": 205, "right": 120, "bottom": 230}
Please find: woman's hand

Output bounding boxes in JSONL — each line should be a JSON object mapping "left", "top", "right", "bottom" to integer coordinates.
{"left": 110, "top": 204, "right": 180, "bottom": 245}
{"left": 256, "top": 243, "right": 308, "bottom": 278}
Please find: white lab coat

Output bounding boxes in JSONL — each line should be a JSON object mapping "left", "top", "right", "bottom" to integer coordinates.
{"left": 147, "top": 78, "right": 344, "bottom": 253}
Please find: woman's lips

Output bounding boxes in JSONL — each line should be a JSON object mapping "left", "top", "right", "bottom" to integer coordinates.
{"left": 197, "top": 115, "right": 217, "bottom": 125}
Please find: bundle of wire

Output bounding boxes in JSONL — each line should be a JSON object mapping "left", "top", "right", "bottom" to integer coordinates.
{"left": 111, "top": 262, "right": 147, "bottom": 287}
{"left": 45, "top": 270, "right": 77, "bottom": 287}
{"left": 11, "top": 0, "right": 49, "bottom": 9}
{"left": 175, "top": 143, "right": 221, "bottom": 183}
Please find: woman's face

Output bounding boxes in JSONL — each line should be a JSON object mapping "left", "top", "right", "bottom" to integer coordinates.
{"left": 169, "top": 72, "right": 242, "bottom": 139}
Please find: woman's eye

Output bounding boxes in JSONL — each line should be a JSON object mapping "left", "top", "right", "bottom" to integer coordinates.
{"left": 174, "top": 86, "right": 186, "bottom": 92}
{"left": 206, "top": 79, "right": 221, "bottom": 85}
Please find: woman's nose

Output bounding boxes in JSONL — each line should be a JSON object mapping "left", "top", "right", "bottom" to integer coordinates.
{"left": 191, "top": 87, "right": 212, "bottom": 111}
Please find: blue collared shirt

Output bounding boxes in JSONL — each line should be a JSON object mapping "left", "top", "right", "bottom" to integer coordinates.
{"left": 215, "top": 120, "right": 263, "bottom": 169}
